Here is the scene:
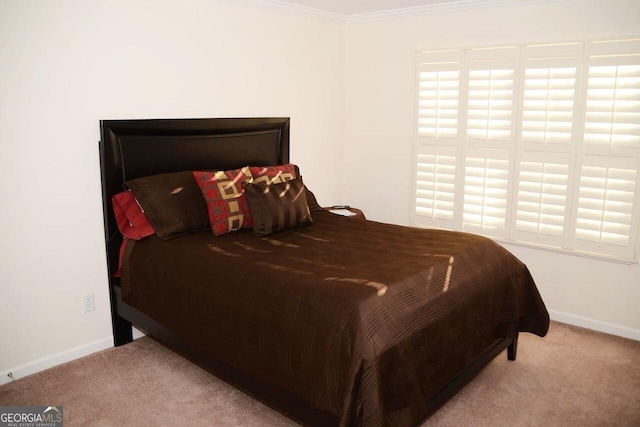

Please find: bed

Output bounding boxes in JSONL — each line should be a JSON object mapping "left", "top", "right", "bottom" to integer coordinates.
{"left": 99, "top": 117, "right": 549, "bottom": 426}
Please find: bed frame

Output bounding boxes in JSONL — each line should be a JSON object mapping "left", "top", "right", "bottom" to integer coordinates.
{"left": 99, "top": 117, "right": 516, "bottom": 425}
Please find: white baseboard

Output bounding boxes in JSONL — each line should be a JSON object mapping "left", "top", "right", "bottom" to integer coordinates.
{"left": 549, "top": 309, "right": 640, "bottom": 341}
{"left": 0, "top": 336, "right": 113, "bottom": 387}
{"left": 0, "top": 328, "right": 147, "bottom": 387}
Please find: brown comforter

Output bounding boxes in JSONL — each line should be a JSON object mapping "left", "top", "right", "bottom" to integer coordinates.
{"left": 122, "top": 211, "right": 549, "bottom": 426}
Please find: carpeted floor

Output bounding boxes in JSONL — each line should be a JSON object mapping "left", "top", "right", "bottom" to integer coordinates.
{"left": 1, "top": 321, "right": 639, "bottom": 426}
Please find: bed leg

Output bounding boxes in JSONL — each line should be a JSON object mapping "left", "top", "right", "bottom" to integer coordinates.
{"left": 110, "top": 287, "right": 133, "bottom": 346}
{"left": 112, "top": 313, "right": 133, "bottom": 346}
{"left": 507, "top": 338, "right": 518, "bottom": 361}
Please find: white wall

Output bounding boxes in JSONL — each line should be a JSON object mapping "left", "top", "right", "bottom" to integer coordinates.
{"left": 0, "top": 0, "right": 344, "bottom": 379}
{"left": 343, "top": 0, "right": 640, "bottom": 338}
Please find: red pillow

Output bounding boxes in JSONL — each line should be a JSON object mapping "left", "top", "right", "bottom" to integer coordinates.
{"left": 250, "top": 163, "right": 296, "bottom": 185}
{"left": 114, "top": 238, "right": 128, "bottom": 278}
{"left": 193, "top": 167, "right": 254, "bottom": 236}
{"left": 112, "top": 190, "right": 155, "bottom": 278}
{"left": 112, "top": 190, "right": 155, "bottom": 240}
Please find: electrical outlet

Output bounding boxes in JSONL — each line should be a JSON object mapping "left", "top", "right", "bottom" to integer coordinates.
{"left": 83, "top": 293, "right": 96, "bottom": 313}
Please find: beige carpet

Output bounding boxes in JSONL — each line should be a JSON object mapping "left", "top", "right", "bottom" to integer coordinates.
{"left": 1, "top": 321, "right": 639, "bottom": 426}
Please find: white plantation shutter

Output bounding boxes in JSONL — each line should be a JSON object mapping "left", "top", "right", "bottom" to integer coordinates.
{"left": 417, "top": 51, "right": 463, "bottom": 139}
{"left": 414, "top": 38, "right": 640, "bottom": 262}
{"left": 467, "top": 69, "right": 514, "bottom": 140}
{"left": 417, "top": 69, "right": 460, "bottom": 138}
{"left": 521, "top": 66, "right": 576, "bottom": 145}
{"left": 467, "top": 48, "right": 517, "bottom": 143}
{"left": 574, "top": 157, "right": 639, "bottom": 259}
{"left": 462, "top": 49, "right": 517, "bottom": 238}
{"left": 414, "top": 147, "right": 457, "bottom": 229}
{"left": 514, "top": 153, "right": 570, "bottom": 247}
{"left": 584, "top": 39, "right": 640, "bottom": 149}
{"left": 414, "top": 49, "right": 518, "bottom": 235}
{"left": 513, "top": 44, "right": 580, "bottom": 249}
{"left": 574, "top": 39, "right": 640, "bottom": 260}
{"left": 519, "top": 44, "right": 581, "bottom": 147}
{"left": 415, "top": 51, "right": 464, "bottom": 228}
{"left": 462, "top": 153, "right": 510, "bottom": 237}
{"left": 584, "top": 64, "right": 640, "bottom": 148}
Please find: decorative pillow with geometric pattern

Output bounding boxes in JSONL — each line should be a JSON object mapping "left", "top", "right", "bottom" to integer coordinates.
{"left": 250, "top": 163, "right": 296, "bottom": 185}
{"left": 193, "top": 167, "right": 254, "bottom": 236}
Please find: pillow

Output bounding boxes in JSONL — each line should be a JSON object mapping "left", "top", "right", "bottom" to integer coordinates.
{"left": 126, "top": 171, "right": 210, "bottom": 240}
{"left": 112, "top": 190, "right": 155, "bottom": 240}
{"left": 244, "top": 178, "right": 313, "bottom": 237}
{"left": 193, "top": 167, "right": 254, "bottom": 236}
{"left": 253, "top": 163, "right": 322, "bottom": 211}
{"left": 303, "top": 185, "right": 322, "bottom": 211}
{"left": 250, "top": 163, "right": 296, "bottom": 185}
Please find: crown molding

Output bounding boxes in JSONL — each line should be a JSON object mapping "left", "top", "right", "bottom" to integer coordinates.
{"left": 345, "top": 0, "right": 570, "bottom": 24}
{"left": 220, "top": 0, "right": 347, "bottom": 24}
{"left": 224, "top": 0, "right": 570, "bottom": 25}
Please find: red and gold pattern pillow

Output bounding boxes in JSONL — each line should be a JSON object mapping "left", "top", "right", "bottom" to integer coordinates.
{"left": 193, "top": 167, "right": 254, "bottom": 236}
{"left": 250, "top": 163, "right": 296, "bottom": 185}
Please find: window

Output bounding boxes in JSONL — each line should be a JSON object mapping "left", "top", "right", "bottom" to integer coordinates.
{"left": 413, "top": 39, "right": 640, "bottom": 262}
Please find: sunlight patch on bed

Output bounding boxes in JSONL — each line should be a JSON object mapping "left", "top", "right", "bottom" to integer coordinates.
{"left": 170, "top": 186, "right": 184, "bottom": 195}
{"left": 324, "top": 277, "right": 388, "bottom": 296}
{"left": 288, "top": 256, "right": 347, "bottom": 271}
{"left": 207, "top": 244, "right": 241, "bottom": 257}
{"left": 234, "top": 241, "right": 271, "bottom": 253}
{"left": 261, "top": 238, "right": 300, "bottom": 248}
{"left": 420, "top": 254, "right": 454, "bottom": 292}
{"left": 295, "top": 233, "right": 330, "bottom": 243}
{"left": 255, "top": 261, "right": 313, "bottom": 276}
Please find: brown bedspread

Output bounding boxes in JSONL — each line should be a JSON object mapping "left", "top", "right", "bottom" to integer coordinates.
{"left": 121, "top": 211, "right": 549, "bottom": 426}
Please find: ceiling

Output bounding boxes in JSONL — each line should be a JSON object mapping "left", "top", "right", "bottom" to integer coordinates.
{"left": 273, "top": 0, "right": 465, "bottom": 16}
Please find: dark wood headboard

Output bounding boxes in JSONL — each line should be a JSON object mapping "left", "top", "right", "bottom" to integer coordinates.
{"left": 99, "top": 117, "right": 290, "bottom": 342}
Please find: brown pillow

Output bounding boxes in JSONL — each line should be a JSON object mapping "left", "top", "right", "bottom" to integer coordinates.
{"left": 303, "top": 184, "right": 322, "bottom": 211}
{"left": 244, "top": 178, "right": 313, "bottom": 237}
{"left": 290, "top": 164, "right": 322, "bottom": 211}
{"left": 126, "top": 171, "right": 210, "bottom": 240}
